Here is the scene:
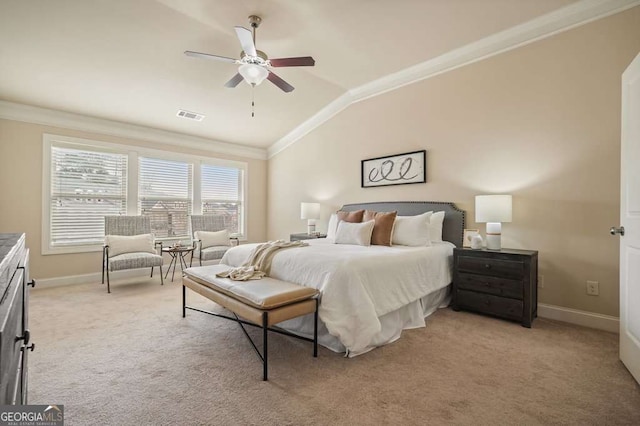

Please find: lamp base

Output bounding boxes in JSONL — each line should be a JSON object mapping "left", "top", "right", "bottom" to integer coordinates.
{"left": 485, "top": 222, "right": 502, "bottom": 250}
{"left": 307, "top": 220, "right": 316, "bottom": 235}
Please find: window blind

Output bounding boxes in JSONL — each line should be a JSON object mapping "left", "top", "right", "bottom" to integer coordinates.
{"left": 139, "top": 157, "right": 193, "bottom": 239}
{"left": 50, "top": 146, "right": 127, "bottom": 246}
{"left": 201, "top": 164, "right": 243, "bottom": 235}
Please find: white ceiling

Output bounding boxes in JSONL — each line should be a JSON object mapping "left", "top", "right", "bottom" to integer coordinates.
{"left": 0, "top": 0, "right": 581, "bottom": 150}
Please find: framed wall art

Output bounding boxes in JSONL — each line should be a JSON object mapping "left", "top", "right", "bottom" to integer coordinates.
{"left": 361, "top": 150, "right": 426, "bottom": 188}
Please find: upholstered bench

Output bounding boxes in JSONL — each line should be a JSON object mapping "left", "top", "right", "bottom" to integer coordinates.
{"left": 182, "top": 264, "right": 319, "bottom": 381}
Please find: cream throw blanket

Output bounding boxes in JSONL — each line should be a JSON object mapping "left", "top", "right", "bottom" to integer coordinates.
{"left": 215, "top": 240, "right": 308, "bottom": 281}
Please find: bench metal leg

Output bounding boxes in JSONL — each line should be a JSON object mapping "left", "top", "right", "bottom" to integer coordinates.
{"left": 314, "top": 298, "right": 318, "bottom": 358}
{"left": 183, "top": 294, "right": 319, "bottom": 381}
{"left": 182, "top": 285, "right": 186, "bottom": 318}
{"left": 263, "top": 311, "right": 268, "bottom": 381}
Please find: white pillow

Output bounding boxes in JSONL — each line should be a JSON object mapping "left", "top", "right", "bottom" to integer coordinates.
{"left": 326, "top": 213, "right": 339, "bottom": 239}
{"left": 428, "top": 211, "right": 446, "bottom": 243}
{"left": 392, "top": 212, "right": 432, "bottom": 246}
{"left": 334, "top": 220, "right": 375, "bottom": 246}
{"left": 105, "top": 233, "right": 156, "bottom": 257}
{"left": 195, "top": 230, "right": 230, "bottom": 249}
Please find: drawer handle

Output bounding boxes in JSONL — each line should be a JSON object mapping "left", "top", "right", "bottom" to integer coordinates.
{"left": 484, "top": 299, "right": 491, "bottom": 306}
{"left": 28, "top": 279, "right": 36, "bottom": 288}
{"left": 484, "top": 264, "right": 492, "bottom": 269}
{"left": 16, "top": 329, "right": 30, "bottom": 345}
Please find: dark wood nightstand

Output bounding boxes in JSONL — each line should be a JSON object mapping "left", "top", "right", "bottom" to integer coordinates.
{"left": 290, "top": 233, "right": 327, "bottom": 242}
{"left": 452, "top": 247, "right": 538, "bottom": 327}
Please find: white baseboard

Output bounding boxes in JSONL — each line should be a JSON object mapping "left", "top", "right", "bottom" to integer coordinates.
{"left": 538, "top": 303, "right": 619, "bottom": 333}
{"left": 34, "top": 275, "right": 621, "bottom": 334}
{"left": 37, "top": 269, "right": 154, "bottom": 289}
{"left": 35, "top": 260, "right": 221, "bottom": 289}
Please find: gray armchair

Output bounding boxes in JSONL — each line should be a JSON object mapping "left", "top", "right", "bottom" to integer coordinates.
{"left": 102, "top": 216, "right": 163, "bottom": 293}
{"left": 189, "top": 215, "right": 232, "bottom": 266}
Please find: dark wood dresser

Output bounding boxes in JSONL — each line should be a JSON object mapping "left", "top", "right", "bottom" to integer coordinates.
{"left": 290, "top": 233, "right": 327, "bottom": 242}
{"left": 452, "top": 247, "right": 538, "bottom": 327}
{"left": 0, "top": 233, "right": 34, "bottom": 404}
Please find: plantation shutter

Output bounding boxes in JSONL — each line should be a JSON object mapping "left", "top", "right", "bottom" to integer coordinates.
{"left": 201, "top": 164, "right": 243, "bottom": 235}
{"left": 50, "top": 146, "right": 127, "bottom": 247}
{"left": 139, "top": 157, "right": 193, "bottom": 239}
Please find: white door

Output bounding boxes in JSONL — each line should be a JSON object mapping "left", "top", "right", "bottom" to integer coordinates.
{"left": 619, "top": 52, "right": 640, "bottom": 384}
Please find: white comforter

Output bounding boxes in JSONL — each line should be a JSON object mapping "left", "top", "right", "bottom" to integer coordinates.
{"left": 221, "top": 239, "right": 454, "bottom": 355}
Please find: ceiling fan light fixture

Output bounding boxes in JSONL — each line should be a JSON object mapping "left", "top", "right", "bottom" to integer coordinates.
{"left": 238, "top": 63, "right": 268, "bottom": 86}
{"left": 185, "top": 15, "right": 314, "bottom": 94}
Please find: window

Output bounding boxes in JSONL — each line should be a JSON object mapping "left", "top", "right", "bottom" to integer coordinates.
{"left": 49, "top": 145, "right": 127, "bottom": 247}
{"left": 43, "top": 134, "right": 248, "bottom": 254}
{"left": 201, "top": 164, "right": 244, "bottom": 235}
{"left": 139, "top": 157, "right": 193, "bottom": 239}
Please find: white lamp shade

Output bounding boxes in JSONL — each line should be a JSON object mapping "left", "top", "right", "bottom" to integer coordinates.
{"left": 238, "top": 63, "right": 269, "bottom": 86}
{"left": 300, "top": 202, "right": 320, "bottom": 220}
{"left": 475, "top": 195, "right": 512, "bottom": 223}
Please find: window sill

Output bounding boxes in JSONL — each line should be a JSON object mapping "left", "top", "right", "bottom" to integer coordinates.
{"left": 42, "top": 244, "right": 104, "bottom": 255}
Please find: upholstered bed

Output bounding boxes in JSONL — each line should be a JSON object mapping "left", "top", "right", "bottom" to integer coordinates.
{"left": 217, "top": 201, "right": 465, "bottom": 357}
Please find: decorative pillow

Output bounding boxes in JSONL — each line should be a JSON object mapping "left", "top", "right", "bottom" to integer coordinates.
{"left": 195, "top": 229, "right": 230, "bottom": 249}
{"left": 334, "top": 220, "right": 375, "bottom": 246}
{"left": 105, "top": 233, "right": 156, "bottom": 257}
{"left": 392, "top": 212, "right": 433, "bottom": 246}
{"left": 326, "top": 213, "right": 339, "bottom": 239}
{"left": 336, "top": 209, "right": 364, "bottom": 223}
{"left": 428, "top": 211, "right": 446, "bottom": 243}
{"left": 363, "top": 210, "right": 397, "bottom": 246}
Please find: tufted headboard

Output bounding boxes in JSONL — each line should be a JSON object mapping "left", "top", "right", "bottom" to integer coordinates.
{"left": 339, "top": 201, "right": 466, "bottom": 247}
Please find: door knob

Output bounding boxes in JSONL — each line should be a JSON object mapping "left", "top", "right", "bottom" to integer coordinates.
{"left": 610, "top": 226, "right": 625, "bottom": 236}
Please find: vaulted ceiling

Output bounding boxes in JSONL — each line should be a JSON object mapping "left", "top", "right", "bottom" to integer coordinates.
{"left": 1, "top": 0, "right": 582, "bottom": 150}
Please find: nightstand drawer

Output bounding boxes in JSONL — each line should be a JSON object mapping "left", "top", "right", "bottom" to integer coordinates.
{"left": 457, "top": 256, "right": 524, "bottom": 280}
{"left": 455, "top": 290, "right": 523, "bottom": 321}
{"left": 456, "top": 273, "right": 523, "bottom": 299}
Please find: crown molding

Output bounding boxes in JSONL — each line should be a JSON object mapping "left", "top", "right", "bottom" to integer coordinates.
{"left": 267, "top": 0, "right": 640, "bottom": 159}
{"left": 267, "top": 93, "right": 352, "bottom": 158}
{"left": 0, "top": 100, "right": 267, "bottom": 160}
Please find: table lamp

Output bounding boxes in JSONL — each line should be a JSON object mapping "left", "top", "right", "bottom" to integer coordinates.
{"left": 475, "top": 195, "right": 512, "bottom": 250}
{"left": 300, "top": 202, "right": 320, "bottom": 235}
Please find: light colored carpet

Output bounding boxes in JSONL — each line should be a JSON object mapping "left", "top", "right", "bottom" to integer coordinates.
{"left": 28, "top": 277, "right": 640, "bottom": 425}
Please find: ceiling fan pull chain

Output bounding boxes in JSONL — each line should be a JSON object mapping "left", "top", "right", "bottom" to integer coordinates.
{"left": 251, "top": 86, "right": 255, "bottom": 118}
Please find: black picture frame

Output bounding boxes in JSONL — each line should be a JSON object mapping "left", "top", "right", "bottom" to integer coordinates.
{"left": 361, "top": 150, "right": 427, "bottom": 188}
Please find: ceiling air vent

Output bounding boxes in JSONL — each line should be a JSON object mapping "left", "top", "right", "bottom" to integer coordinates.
{"left": 176, "top": 109, "right": 205, "bottom": 122}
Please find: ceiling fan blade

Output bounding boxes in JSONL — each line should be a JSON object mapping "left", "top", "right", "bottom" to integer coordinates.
{"left": 234, "top": 26, "right": 257, "bottom": 57}
{"left": 184, "top": 50, "right": 237, "bottom": 64}
{"left": 267, "top": 71, "right": 294, "bottom": 93}
{"left": 269, "top": 56, "right": 315, "bottom": 67}
{"left": 224, "top": 73, "right": 244, "bottom": 88}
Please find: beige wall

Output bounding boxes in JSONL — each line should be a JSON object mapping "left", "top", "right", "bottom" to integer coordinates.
{"left": 267, "top": 8, "right": 640, "bottom": 317}
{"left": 0, "top": 119, "right": 267, "bottom": 279}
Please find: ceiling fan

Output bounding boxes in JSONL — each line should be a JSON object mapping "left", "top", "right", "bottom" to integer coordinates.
{"left": 184, "top": 15, "right": 315, "bottom": 93}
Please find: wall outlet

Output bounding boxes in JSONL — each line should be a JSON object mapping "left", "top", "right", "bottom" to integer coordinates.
{"left": 538, "top": 274, "right": 544, "bottom": 289}
{"left": 586, "top": 280, "right": 599, "bottom": 296}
